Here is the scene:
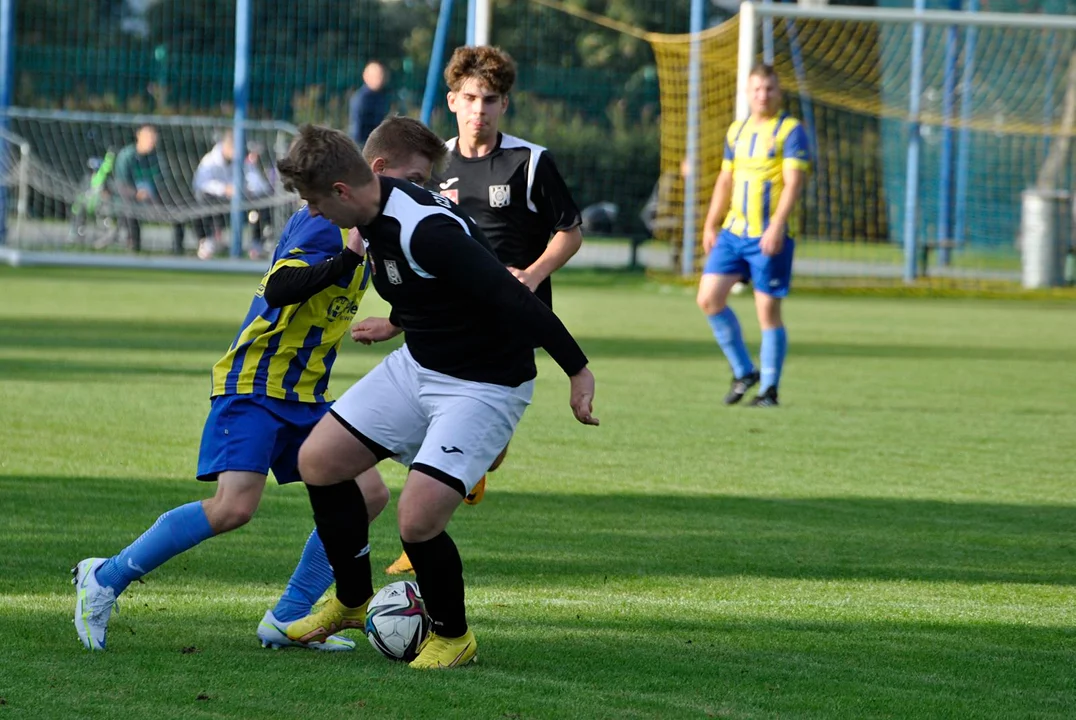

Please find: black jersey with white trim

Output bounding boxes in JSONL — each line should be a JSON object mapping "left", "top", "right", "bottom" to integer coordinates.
{"left": 360, "top": 176, "right": 588, "bottom": 387}
{"left": 430, "top": 133, "right": 581, "bottom": 305}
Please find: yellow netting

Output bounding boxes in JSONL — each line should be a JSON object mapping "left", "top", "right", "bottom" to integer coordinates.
{"left": 649, "top": 16, "right": 1076, "bottom": 278}
{"left": 530, "top": 0, "right": 1073, "bottom": 285}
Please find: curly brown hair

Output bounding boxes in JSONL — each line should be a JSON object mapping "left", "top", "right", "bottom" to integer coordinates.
{"left": 277, "top": 124, "right": 374, "bottom": 197}
{"left": 443, "top": 46, "right": 517, "bottom": 96}
{"left": 362, "top": 116, "right": 448, "bottom": 172}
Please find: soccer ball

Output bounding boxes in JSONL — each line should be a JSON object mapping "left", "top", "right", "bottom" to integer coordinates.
{"left": 365, "top": 580, "right": 430, "bottom": 662}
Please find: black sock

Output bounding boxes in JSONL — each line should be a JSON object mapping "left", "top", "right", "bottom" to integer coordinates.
{"left": 306, "top": 482, "right": 372, "bottom": 608}
{"left": 401, "top": 532, "right": 467, "bottom": 638}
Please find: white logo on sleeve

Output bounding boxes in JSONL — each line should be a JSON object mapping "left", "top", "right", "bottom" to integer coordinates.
{"left": 488, "top": 184, "right": 511, "bottom": 208}
{"left": 384, "top": 260, "right": 403, "bottom": 285}
{"left": 439, "top": 177, "right": 459, "bottom": 190}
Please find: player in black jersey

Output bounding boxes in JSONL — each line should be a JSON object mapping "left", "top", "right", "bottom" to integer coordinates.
{"left": 274, "top": 124, "right": 598, "bottom": 669}
{"left": 382, "top": 48, "right": 584, "bottom": 576}
{"left": 431, "top": 45, "right": 582, "bottom": 307}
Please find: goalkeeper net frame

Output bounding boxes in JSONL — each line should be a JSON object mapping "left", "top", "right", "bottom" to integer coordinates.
{"left": 658, "top": 2, "right": 1076, "bottom": 287}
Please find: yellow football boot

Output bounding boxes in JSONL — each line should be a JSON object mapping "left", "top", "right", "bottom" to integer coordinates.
{"left": 385, "top": 551, "right": 415, "bottom": 575}
{"left": 408, "top": 629, "right": 478, "bottom": 669}
{"left": 285, "top": 595, "right": 369, "bottom": 644}
{"left": 463, "top": 475, "right": 486, "bottom": 505}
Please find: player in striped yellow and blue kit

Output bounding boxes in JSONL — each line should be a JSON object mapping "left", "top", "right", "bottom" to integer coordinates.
{"left": 697, "top": 63, "right": 809, "bottom": 407}
{"left": 72, "top": 117, "right": 449, "bottom": 651}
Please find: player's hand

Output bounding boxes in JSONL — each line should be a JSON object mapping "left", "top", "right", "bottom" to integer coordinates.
{"left": 508, "top": 266, "right": 540, "bottom": 293}
{"left": 569, "top": 367, "right": 599, "bottom": 426}
{"left": 351, "top": 316, "right": 400, "bottom": 345}
{"left": 346, "top": 227, "right": 366, "bottom": 258}
{"left": 702, "top": 227, "right": 718, "bottom": 254}
{"left": 760, "top": 224, "right": 785, "bottom": 257}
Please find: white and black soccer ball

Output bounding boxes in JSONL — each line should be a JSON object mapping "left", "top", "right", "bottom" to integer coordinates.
{"left": 365, "top": 580, "right": 430, "bottom": 662}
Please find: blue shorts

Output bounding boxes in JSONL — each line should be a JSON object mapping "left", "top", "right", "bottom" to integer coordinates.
{"left": 197, "top": 394, "right": 331, "bottom": 484}
{"left": 703, "top": 229, "right": 795, "bottom": 298}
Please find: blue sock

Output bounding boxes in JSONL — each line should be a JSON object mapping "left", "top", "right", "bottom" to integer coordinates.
{"left": 706, "top": 307, "right": 755, "bottom": 378}
{"left": 94, "top": 501, "right": 214, "bottom": 596}
{"left": 760, "top": 326, "right": 788, "bottom": 392}
{"left": 272, "top": 529, "right": 337, "bottom": 623}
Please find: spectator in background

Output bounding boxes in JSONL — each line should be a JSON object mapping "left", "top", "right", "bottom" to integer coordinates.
{"left": 348, "top": 61, "right": 390, "bottom": 146}
{"left": 192, "top": 130, "right": 273, "bottom": 260}
{"left": 113, "top": 124, "right": 179, "bottom": 253}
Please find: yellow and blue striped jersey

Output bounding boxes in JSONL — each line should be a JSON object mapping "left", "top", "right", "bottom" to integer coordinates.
{"left": 721, "top": 113, "right": 810, "bottom": 238}
{"left": 210, "top": 211, "right": 371, "bottom": 403}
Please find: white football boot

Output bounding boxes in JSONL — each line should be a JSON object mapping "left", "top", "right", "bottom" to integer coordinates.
{"left": 257, "top": 610, "right": 356, "bottom": 651}
{"left": 72, "top": 558, "right": 119, "bottom": 651}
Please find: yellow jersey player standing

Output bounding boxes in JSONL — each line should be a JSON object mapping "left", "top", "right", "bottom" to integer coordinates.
{"left": 72, "top": 117, "right": 448, "bottom": 652}
{"left": 697, "top": 63, "right": 809, "bottom": 407}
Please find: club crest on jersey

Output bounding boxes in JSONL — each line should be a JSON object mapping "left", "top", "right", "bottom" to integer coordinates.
{"left": 488, "top": 184, "right": 511, "bottom": 208}
{"left": 383, "top": 259, "right": 403, "bottom": 285}
{"left": 440, "top": 189, "right": 458, "bottom": 204}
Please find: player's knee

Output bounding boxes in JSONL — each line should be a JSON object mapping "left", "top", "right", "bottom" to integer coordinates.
{"left": 696, "top": 290, "right": 725, "bottom": 315}
{"left": 297, "top": 441, "right": 330, "bottom": 485}
{"left": 361, "top": 477, "right": 391, "bottom": 521}
{"left": 755, "top": 294, "right": 783, "bottom": 328}
{"left": 205, "top": 495, "right": 257, "bottom": 532}
{"left": 397, "top": 505, "right": 444, "bottom": 544}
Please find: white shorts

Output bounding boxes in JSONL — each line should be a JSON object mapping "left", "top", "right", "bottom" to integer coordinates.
{"left": 330, "top": 345, "right": 533, "bottom": 494}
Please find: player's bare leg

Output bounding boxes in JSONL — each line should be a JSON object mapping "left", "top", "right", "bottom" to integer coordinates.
{"left": 387, "top": 444, "right": 509, "bottom": 574}
{"left": 202, "top": 471, "right": 267, "bottom": 532}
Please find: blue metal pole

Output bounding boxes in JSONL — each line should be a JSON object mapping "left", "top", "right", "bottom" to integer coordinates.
{"left": 902, "top": 0, "right": 926, "bottom": 282}
{"left": 681, "top": 0, "right": 705, "bottom": 276}
{"left": 466, "top": 0, "right": 477, "bottom": 46}
{"left": 937, "top": 0, "right": 959, "bottom": 266}
{"left": 231, "top": 0, "right": 251, "bottom": 259}
{"left": 953, "top": 0, "right": 978, "bottom": 247}
{"left": 762, "top": 0, "right": 774, "bottom": 64}
{"left": 422, "top": 0, "right": 456, "bottom": 126}
{"left": 0, "top": 0, "right": 13, "bottom": 246}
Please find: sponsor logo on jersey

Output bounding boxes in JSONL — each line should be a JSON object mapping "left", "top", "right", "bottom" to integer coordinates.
{"left": 439, "top": 177, "right": 459, "bottom": 189}
{"left": 327, "top": 295, "right": 359, "bottom": 322}
{"left": 384, "top": 259, "right": 403, "bottom": 285}
{"left": 488, "top": 184, "right": 511, "bottom": 208}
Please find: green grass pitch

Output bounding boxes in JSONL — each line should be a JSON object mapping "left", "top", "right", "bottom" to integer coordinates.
{"left": 0, "top": 265, "right": 1074, "bottom": 719}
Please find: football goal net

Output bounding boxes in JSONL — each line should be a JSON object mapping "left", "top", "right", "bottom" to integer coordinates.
{"left": 651, "top": 3, "right": 1076, "bottom": 288}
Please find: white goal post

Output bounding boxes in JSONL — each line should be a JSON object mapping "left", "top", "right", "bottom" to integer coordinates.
{"left": 730, "top": 1, "right": 1076, "bottom": 285}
